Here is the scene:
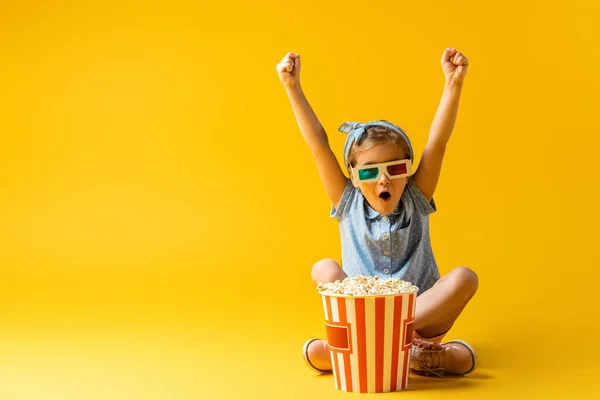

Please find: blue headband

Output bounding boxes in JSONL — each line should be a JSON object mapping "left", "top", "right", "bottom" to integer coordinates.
{"left": 338, "top": 120, "right": 414, "bottom": 167}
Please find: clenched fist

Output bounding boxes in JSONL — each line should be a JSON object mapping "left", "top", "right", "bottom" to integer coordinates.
{"left": 276, "top": 52, "right": 301, "bottom": 89}
{"left": 442, "top": 48, "right": 469, "bottom": 84}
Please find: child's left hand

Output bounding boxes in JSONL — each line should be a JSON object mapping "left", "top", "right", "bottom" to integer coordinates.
{"left": 441, "top": 48, "right": 469, "bottom": 84}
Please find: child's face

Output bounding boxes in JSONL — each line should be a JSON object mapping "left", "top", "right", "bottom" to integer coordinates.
{"left": 350, "top": 143, "right": 409, "bottom": 215}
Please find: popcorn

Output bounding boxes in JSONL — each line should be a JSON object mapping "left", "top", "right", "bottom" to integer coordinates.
{"left": 317, "top": 274, "right": 418, "bottom": 296}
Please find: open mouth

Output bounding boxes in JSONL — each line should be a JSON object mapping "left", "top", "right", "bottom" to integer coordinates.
{"left": 379, "top": 191, "right": 391, "bottom": 201}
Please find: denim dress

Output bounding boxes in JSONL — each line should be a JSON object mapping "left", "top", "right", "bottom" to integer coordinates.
{"left": 330, "top": 178, "right": 441, "bottom": 294}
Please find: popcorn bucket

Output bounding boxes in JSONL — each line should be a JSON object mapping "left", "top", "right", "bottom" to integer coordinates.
{"left": 321, "top": 290, "right": 418, "bottom": 392}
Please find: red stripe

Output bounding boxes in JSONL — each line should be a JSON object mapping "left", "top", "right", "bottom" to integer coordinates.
{"left": 337, "top": 297, "right": 353, "bottom": 392}
{"left": 355, "top": 298, "right": 367, "bottom": 393}
{"left": 375, "top": 297, "right": 385, "bottom": 392}
{"left": 325, "top": 296, "right": 341, "bottom": 390}
{"left": 389, "top": 295, "right": 403, "bottom": 391}
{"left": 401, "top": 293, "right": 415, "bottom": 389}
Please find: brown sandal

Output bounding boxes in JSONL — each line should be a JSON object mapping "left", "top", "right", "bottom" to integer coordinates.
{"left": 410, "top": 338, "right": 477, "bottom": 377}
{"left": 302, "top": 338, "right": 332, "bottom": 374}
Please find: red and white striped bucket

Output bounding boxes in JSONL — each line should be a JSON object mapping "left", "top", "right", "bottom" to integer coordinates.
{"left": 321, "top": 290, "right": 418, "bottom": 392}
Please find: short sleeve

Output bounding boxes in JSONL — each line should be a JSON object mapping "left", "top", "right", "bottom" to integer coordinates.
{"left": 406, "top": 178, "right": 437, "bottom": 215}
{"left": 330, "top": 179, "right": 356, "bottom": 221}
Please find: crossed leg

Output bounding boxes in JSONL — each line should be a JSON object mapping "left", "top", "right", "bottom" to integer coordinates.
{"left": 306, "top": 258, "right": 479, "bottom": 371}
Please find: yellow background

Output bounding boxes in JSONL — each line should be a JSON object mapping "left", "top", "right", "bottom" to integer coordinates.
{"left": 0, "top": 0, "right": 598, "bottom": 398}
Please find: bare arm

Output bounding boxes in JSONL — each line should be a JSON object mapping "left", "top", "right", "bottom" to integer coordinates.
{"left": 413, "top": 48, "right": 469, "bottom": 202}
{"left": 277, "top": 53, "right": 347, "bottom": 208}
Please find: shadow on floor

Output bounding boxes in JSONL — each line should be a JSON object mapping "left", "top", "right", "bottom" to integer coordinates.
{"left": 403, "top": 370, "right": 493, "bottom": 392}
{"left": 309, "top": 370, "right": 493, "bottom": 392}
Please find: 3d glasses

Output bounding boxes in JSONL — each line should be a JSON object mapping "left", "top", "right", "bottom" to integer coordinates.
{"left": 352, "top": 159, "right": 413, "bottom": 182}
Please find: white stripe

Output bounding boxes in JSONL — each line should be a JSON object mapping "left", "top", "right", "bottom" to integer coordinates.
{"left": 330, "top": 346, "right": 339, "bottom": 390}
{"left": 322, "top": 295, "right": 329, "bottom": 321}
{"left": 337, "top": 353, "right": 346, "bottom": 390}
{"left": 330, "top": 299, "right": 347, "bottom": 390}
{"left": 346, "top": 298, "right": 360, "bottom": 392}
{"left": 329, "top": 297, "right": 341, "bottom": 389}
{"left": 330, "top": 296, "right": 340, "bottom": 322}
{"left": 397, "top": 293, "right": 410, "bottom": 390}
{"left": 404, "top": 293, "right": 416, "bottom": 389}
{"left": 383, "top": 296, "right": 394, "bottom": 392}
{"left": 365, "top": 298, "right": 375, "bottom": 393}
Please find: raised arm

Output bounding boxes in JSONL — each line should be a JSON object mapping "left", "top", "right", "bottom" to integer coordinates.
{"left": 413, "top": 48, "right": 469, "bottom": 202}
{"left": 276, "top": 52, "right": 347, "bottom": 208}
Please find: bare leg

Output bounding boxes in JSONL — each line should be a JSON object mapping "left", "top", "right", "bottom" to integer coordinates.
{"left": 306, "top": 259, "right": 347, "bottom": 371}
{"left": 414, "top": 266, "right": 479, "bottom": 339}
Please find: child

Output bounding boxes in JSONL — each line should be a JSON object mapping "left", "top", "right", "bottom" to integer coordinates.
{"left": 276, "top": 48, "right": 478, "bottom": 377}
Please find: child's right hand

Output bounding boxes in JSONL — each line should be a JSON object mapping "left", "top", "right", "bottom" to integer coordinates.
{"left": 276, "top": 52, "right": 301, "bottom": 89}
